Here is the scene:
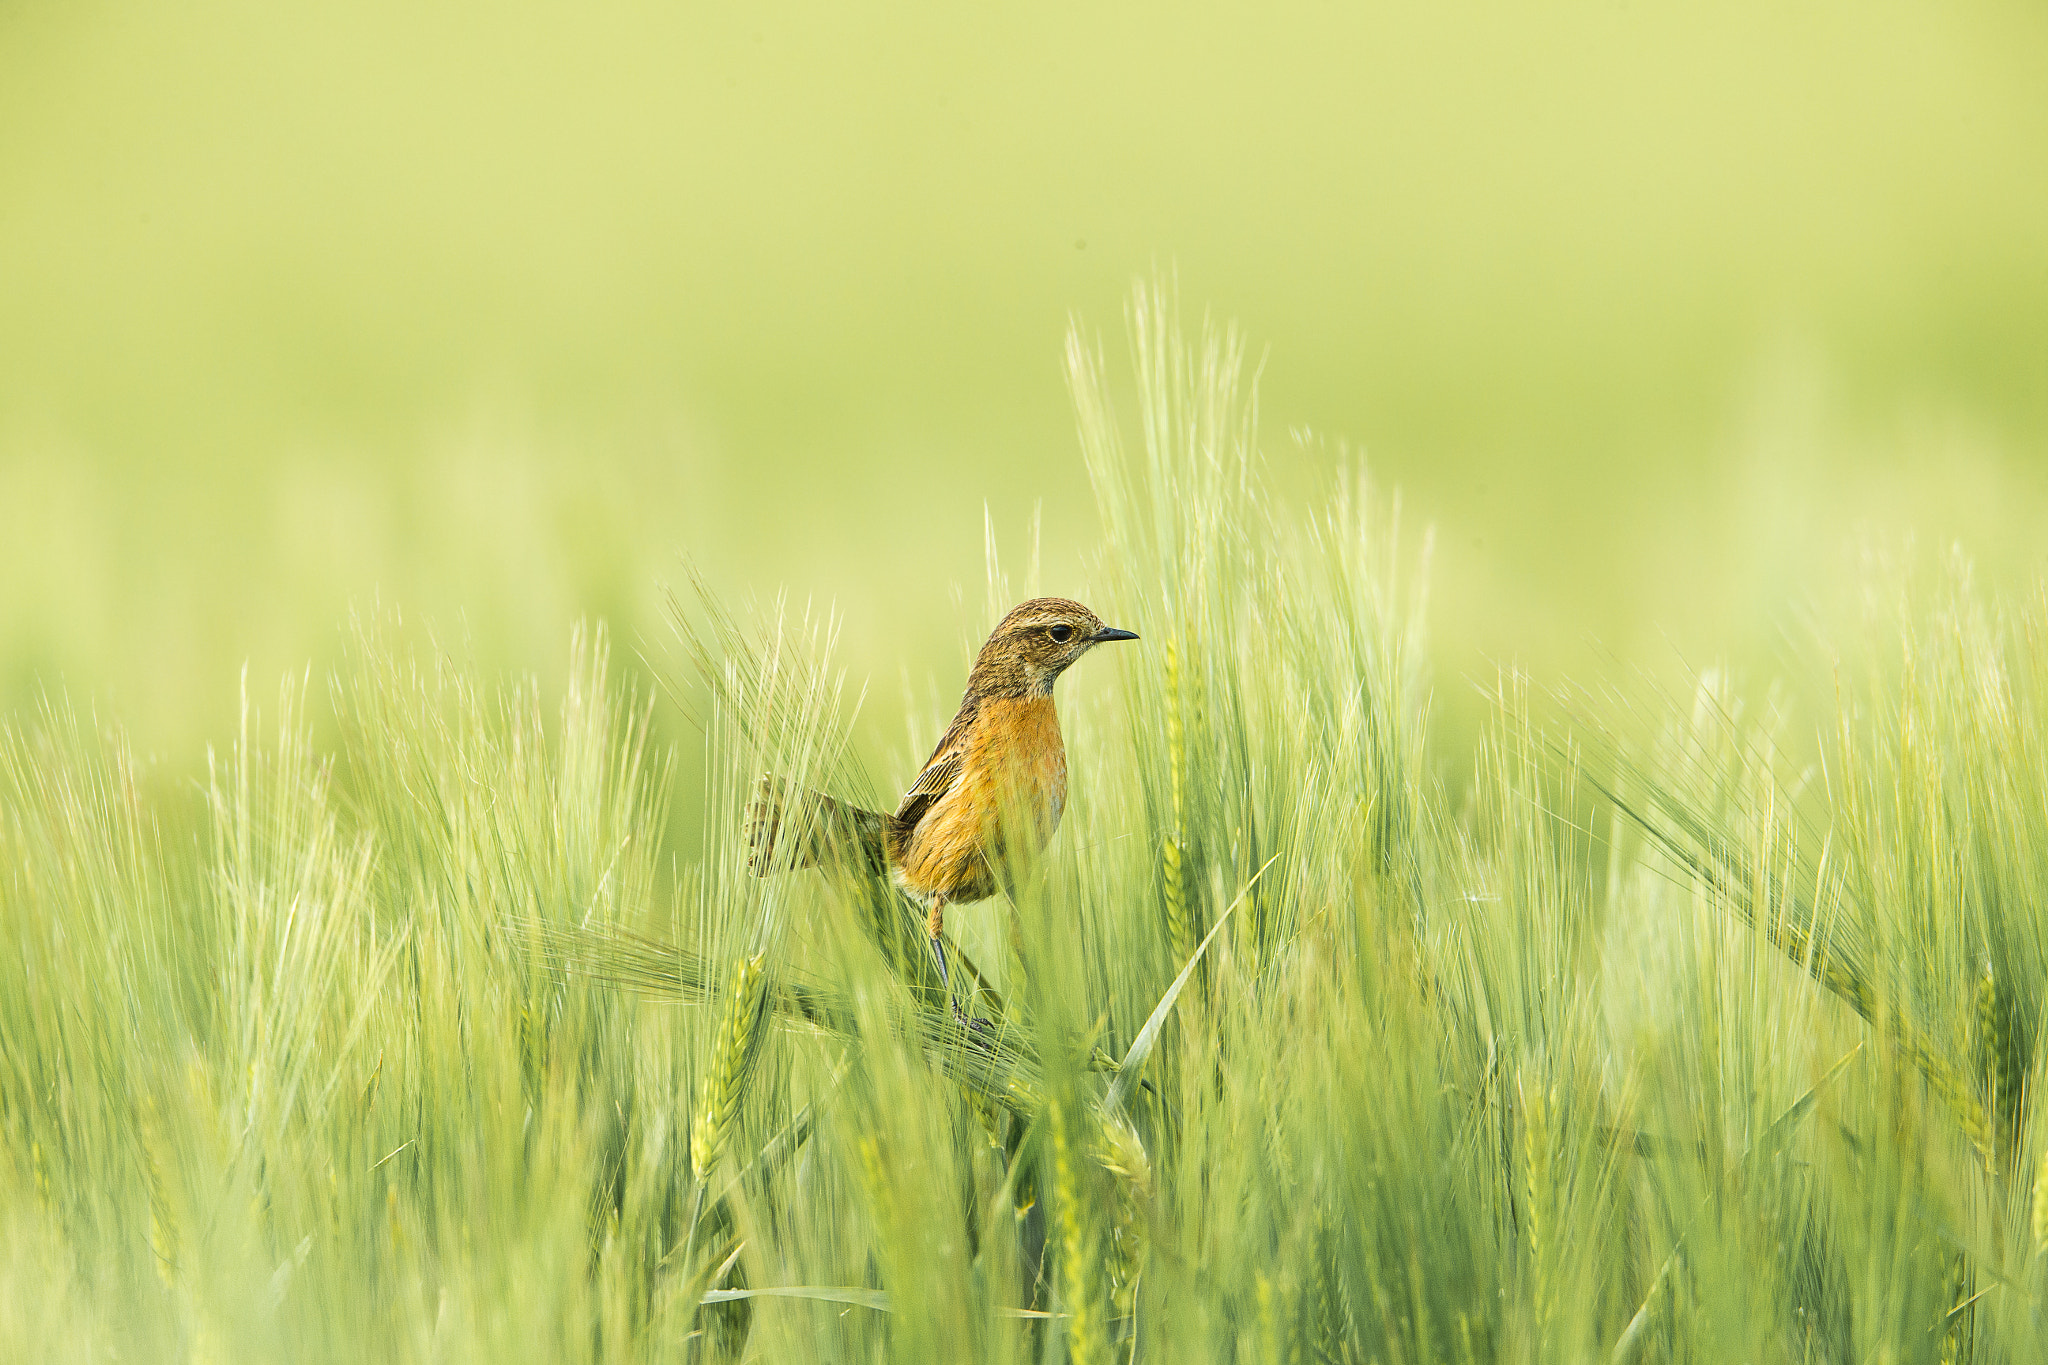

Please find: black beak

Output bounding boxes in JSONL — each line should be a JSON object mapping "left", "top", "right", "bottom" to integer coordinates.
{"left": 1092, "top": 627, "right": 1140, "bottom": 643}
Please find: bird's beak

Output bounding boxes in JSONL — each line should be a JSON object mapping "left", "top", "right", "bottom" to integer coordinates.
{"left": 1091, "top": 627, "right": 1140, "bottom": 643}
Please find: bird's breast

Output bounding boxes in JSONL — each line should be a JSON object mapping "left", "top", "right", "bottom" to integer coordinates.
{"left": 974, "top": 696, "right": 1067, "bottom": 832}
{"left": 892, "top": 696, "right": 1067, "bottom": 905}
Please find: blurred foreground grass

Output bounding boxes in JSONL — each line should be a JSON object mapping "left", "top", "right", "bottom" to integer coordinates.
{"left": 6, "top": 292, "right": 2048, "bottom": 1360}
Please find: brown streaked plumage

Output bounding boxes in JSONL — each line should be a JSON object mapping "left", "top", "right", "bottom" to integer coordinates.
{"left": 746, "top": 597, "right": 1138, "bottom": 993}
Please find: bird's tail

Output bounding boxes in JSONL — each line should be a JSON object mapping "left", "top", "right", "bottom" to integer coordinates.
{"left": 745, "top": 776, "right": 892, "bottom": 878}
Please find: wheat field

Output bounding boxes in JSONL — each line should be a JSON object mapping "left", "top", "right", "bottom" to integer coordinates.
{"left": 4, "top": 287, "right": 2047, "bottom": 1363}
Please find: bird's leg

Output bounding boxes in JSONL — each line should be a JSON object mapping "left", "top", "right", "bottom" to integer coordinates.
{"left": 926, "top": 899, "right": 949, "bottom": 998}
{"left": 926, "top": 901, "right": 994, "bottom": 1041}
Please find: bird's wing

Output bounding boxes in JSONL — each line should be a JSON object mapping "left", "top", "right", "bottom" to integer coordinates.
{"left": 893, "top": 702, "right": 976, "bottom": 834}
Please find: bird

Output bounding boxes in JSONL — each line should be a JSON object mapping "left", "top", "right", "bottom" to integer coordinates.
{"left": 746, "top": 597, "right": 1138, "bottom": 996}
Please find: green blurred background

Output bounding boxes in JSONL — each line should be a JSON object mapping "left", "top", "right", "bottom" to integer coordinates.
{"left": 3, "top": 0, "right": 2045, "bottom": 765}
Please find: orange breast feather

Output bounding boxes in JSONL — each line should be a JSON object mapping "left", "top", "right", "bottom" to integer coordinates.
{"left": 894, "top": 697, "right": 1066, "bottom": 905}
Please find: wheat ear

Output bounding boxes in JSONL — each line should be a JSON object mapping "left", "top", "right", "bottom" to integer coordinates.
{"left": 1053, "top": 1096, "right": 1107, "bottom": 1365}
{"left": 1162, "top": 639, "right": 1196, "bottom": 965}
{"left": 692, "top": 952, "right": 771, "bottom": 1182}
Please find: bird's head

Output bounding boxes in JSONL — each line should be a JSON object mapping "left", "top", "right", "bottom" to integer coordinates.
{"left": 968, "top": 597, "right": 1139, "bottom": 698}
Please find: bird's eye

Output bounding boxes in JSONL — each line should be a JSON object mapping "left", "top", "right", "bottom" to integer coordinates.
{"left": 1048, "top": 624, "right": 1074, "bottom": 644}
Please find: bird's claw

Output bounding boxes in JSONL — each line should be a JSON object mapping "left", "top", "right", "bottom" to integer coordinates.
{"left": 952, "top": 1004, "right": 997, "bottom": 1050}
